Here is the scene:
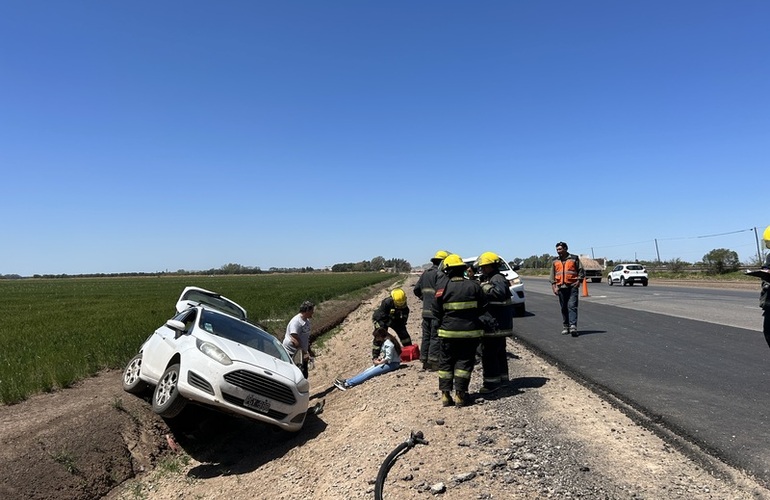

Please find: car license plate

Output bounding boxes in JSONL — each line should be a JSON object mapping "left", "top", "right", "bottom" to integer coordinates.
{"left": 244, "top": 394, "right": 270, "bottom": 413}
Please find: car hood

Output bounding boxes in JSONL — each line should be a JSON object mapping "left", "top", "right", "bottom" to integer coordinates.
{"left": 195, "top": 333, "right": 302, "bottom": 383}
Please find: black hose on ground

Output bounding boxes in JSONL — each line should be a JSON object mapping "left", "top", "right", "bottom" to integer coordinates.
{"left": 374, "top": 430, "right": 429, "bottom": 500}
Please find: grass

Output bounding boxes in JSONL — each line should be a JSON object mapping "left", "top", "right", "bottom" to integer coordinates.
{"left": 50, "top": 449, "right": 79, "bottom": 475}
{"left": 0, "top": 273, "right": 395, "bottom": 404}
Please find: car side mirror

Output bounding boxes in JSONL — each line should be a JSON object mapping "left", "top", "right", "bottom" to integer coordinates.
{"left": 166, "top": 319, "right": 186, "bottom": 330}
{"left": 165, "top": 319, "right": 187, "bottom": 339}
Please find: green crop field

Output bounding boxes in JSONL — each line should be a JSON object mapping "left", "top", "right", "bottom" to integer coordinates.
{"left": 0, "top": 273, "right": 395, "bottom": 405}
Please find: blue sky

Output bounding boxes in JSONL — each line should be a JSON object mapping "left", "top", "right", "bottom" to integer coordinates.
{"left": 2, "top": 1, "right": 768, "bottom": 275}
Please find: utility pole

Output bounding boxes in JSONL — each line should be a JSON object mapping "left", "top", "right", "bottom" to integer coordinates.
{"left": 654, "top": 239, "right": 661, "bottom": 263}
{"left": 591, "top": 247, "right": 595, "bottom": 259}
{"left": 754, "top": 227, "right": 763, "bottom": 265}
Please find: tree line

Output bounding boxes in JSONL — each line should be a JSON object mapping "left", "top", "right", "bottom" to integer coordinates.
{"left": 1, "top": 256, "right": 414, "bottom": 280}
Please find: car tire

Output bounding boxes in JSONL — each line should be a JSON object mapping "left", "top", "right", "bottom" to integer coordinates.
{"left": 607, "top": 276, "right": 613, "bottom": 286}
{"left": 152, "top": 363, "right": 187, "bottom": 418}
{"left": 642, "top": 280, "right": 649, "bottom": 287}
{"left": 122, "top": 353, "right": 149, "bottom": 394}
{"left": 620, "top": 277, "right": 626, "bottom": 286}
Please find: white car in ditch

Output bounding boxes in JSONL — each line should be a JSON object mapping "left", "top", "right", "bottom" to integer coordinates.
{"left": 122, "top": 287, "right": 310, "bottom": 432}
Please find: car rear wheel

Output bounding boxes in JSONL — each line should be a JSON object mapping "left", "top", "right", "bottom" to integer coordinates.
{"left": 642, "top": 280, "right": 649, "bottom": 287}
{"left": 122, "top": 353, "right": 149, "bottom": 394}
{"left": 152, "top": 363, "right": 187, "bottom": 418}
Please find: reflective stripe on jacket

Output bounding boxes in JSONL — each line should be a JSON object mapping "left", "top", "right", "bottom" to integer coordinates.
{"left": 552, "top": 255, "right": 581, "bottom": 286}
{"left": 433, "top": 276, "right": 485, "bottom": 339}
{"left": 413, "top": 264, "right": 440, "bottom": 318}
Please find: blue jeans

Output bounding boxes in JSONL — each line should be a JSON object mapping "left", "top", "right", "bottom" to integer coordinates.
{"left": 557, "top": 285, "right": 579, "bottom": 327}
{"left": 345, "top": 362, "right": 400, "bottom": 387}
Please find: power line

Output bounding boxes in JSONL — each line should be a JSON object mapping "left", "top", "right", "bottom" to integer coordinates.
{"left": 657, "top": 228, "right": 754, "bottom": 241}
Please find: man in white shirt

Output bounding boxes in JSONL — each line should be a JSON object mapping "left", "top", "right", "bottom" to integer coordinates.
{"left": 283, "top": 301, "right": 315, "bottom": 378}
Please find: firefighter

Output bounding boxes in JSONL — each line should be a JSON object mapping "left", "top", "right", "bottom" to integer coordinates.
{"left": 371, "top": 288, "right": 412, "bottom": 359}
{"left": 413, "top": 249, "right": 449, "bottom": 371}
{"left": 476, "top": 251, "right": 515, "bottom": 393}
{"left": 432, "top": 254, "right": 487, "bottom": 407}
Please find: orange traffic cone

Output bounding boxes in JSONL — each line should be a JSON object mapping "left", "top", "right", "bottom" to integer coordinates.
{"left": 581, "top": 279, "right": 589, "bottom": 297}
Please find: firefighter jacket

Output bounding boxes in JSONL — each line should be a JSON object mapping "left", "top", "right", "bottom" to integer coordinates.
{"left": 413, "top": 264, "right": 440, "bottom": 319}
{"left": 549, "top": 254, "right": 585, "bottom": 287}
{"left": 760, "top": 254, "right": 770, "bottom": 310}
{"left": 372, "top": 296, "right": 409, "bottom": 329}
{"left": 432, "top": 276, "right": 486, "bottom": 339}
{"left": 479, "top": 271, "right": 514, "bottom": 337}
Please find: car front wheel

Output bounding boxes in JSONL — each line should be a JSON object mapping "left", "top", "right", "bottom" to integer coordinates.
{"left": 607, "top": 276, "right": 613, "bottom": 286}
{"left": 620, "top": 277, "right": 626, "bottom": 286}
{"left": 122, "top": 353, "right": 149, "bottom": 394}
{"left": 152, "top": 363, "right": 187, "bottom": 418}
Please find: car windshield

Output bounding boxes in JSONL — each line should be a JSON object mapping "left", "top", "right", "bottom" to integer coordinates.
{"left": 198, "top": 310, "right": 290, "bottom": 363}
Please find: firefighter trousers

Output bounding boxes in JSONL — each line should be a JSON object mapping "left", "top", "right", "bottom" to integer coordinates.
{"left": 438, "top": 337, "right": 480, "bottom": 393}
{"left": 419, "top": 317, "right": 440, "bottom": 366}
{"left": 481, "top": 336, "right": 509, "bottom": 388}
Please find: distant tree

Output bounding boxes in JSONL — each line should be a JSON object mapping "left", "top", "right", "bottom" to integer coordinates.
{"left": 520, "top": 253, "right": 554, "bottom": 269}
{"left": 385, "top": 258, "right": 410, "bottom": 272}
{"left": 702, "top": 248, "right": 740, "bottom": 274}
{"left": 664, "top": 258, "right": 687, "bottom": 272}
{"left": 371, "top": 256, "right": 386, "bottom": 271}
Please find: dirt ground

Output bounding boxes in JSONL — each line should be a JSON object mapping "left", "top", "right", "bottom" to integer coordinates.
{"left": 1, "top": 276, "right": 769, "bottom": 500}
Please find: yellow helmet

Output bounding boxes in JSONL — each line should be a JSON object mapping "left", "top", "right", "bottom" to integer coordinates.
{"left": 391, "top": 288, "right": 407, "bottom": 307}
{"left": 442, "top": 254, "right": 465, "bottom": 268}
{"left": 764, "top": 225, "right": 770, "bottom": 249}
{"left": 432, "top": 250, "right": 449, "bottom": 263}
{"left": 477, "top": 251, "right": 501, "bottom": 267}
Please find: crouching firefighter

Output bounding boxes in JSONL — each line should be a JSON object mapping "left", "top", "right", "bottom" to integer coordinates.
{"left": 432, "top": 254, "right": 487, "bottom": 407}
{"left": 372, "top": 288, "right": 412, "bottom": 359}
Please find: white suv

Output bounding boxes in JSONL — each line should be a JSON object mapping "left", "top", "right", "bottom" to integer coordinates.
{"left": 607, "top": 264, "right": 649, "bottom": 287}
{"left": 464, "top": 256, "right": 526, "bottom": 316}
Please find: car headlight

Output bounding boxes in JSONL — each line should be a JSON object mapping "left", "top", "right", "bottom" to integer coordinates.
{"left": 196, "top": 339, "right": 233, "bottom": 365}
{"left": 510, "top": 278, "right": 522, "bottom": 285}
{"left": 296, "top": 377, "right": 310, "bottom": 393}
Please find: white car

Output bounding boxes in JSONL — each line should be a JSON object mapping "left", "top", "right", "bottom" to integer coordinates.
{"left": 463, "top": 256, "right": 526, "bottom": 316}
{"left": 122, "top": 287, "right": 310, "bottom": 432}
{"left": 607, "top": 264, "right": 649, "bottom": 287}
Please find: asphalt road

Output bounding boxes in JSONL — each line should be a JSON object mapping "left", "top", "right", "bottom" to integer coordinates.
{"left": 514, "top": 277, "right": 770, "bottom": 487}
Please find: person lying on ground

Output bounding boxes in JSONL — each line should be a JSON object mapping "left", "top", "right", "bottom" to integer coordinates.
{"left": 334, "top": 328, "right": 402, "bottom": 391}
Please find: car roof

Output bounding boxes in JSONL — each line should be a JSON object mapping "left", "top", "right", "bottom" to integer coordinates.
{"left": 176, "top": 286, "right": 248, "bottom": 320}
